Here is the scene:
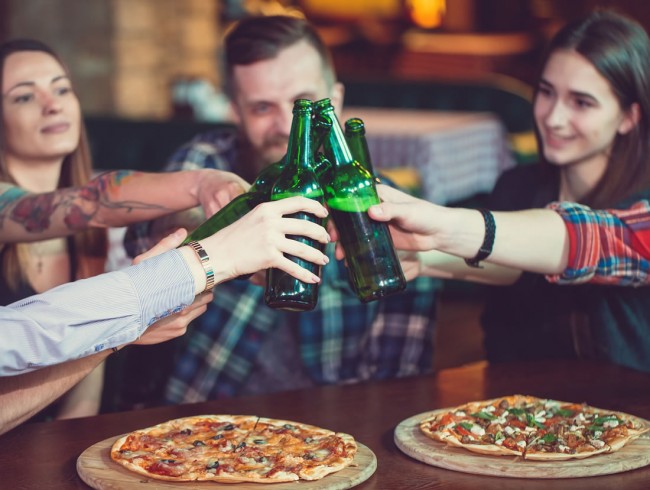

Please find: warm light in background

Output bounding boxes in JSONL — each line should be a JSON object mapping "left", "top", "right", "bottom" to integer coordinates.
{"left": 405, "top": 0, "right": 446, "bottom": 29}
{"left": 299, "top": 0, "right": 402, "bottom": 19}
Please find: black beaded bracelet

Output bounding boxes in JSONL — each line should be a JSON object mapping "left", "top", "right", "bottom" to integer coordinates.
{"left": 465, "top": 209, "right": 496, "bottom": 268}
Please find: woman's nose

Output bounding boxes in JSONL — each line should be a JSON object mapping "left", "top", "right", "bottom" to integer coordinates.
{"left": 545, "top": 101, "right": 568, "bottom": 128}
{"left": 41, "top": 92, "right": 62, "bottom": 114}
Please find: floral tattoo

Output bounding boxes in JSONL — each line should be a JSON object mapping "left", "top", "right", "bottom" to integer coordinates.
{"left": 0, "top": 171, "right": 169, "bottom": 237}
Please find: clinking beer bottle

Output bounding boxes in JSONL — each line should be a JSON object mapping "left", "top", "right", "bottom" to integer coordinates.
{"left": 265, "top": 99, "right": 326, "bottom": 311}
{"left": 180, "top": 114, "right": 330, "bottom": 246}
{"left": 314, "top": 98, "right": 406, "bottom": 303}
{"left": 344, "top": 117, "right": 379, "bottom": 181}
{"left": 180, "top": 159, "right": 285, "bottom": 245}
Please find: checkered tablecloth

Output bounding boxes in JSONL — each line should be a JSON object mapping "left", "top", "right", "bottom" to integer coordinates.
{"left": 341, "top": 107, "right": 516, "bottom": 204}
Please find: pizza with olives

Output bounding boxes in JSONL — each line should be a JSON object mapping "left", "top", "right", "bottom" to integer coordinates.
{"left": 110, "top": 414, "right": 357, "bottom": 482}
{"left": 419, "top": 395, "right": 649, "bottom": 460}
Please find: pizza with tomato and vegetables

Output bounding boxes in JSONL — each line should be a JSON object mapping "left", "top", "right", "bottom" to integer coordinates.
{"left": 419, "top": 395, "right": 649, "bottom": 460}
{"left": 110, "top": 414, "right": 357, "bottom": 482}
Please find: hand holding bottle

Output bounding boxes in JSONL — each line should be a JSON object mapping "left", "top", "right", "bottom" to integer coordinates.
{"left": 364, "top": 184, "right": 443, "bottom": 253}
{"left": 194, "top": 169, "right": 251, "bottom": 216}
{"left": 201, "top": 196, "right": 330, "bottom": 285}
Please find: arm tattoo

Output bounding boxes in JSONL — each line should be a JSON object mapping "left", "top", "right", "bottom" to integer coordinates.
{"left": 0, "top": 171, "right": 171, "bottom": 237}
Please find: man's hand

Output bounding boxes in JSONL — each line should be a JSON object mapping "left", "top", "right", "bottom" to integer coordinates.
{"left": 133, "top": 292, "right": 213, "bottom": 345}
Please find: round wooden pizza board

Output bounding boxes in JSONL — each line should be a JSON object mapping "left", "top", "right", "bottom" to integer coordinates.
{"left": 77, "top": 435, "right": 376, "bottom": 489}
{"left": 394, "top": 409, "right": 650, "bottom": 479}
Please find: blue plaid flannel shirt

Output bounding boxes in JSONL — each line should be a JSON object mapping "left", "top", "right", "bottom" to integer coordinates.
{"left": 126, "top": 128, "right": 439, "bottom": 403}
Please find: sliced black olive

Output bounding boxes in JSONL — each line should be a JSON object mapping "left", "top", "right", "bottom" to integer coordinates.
{"left": 180, "top": 429, "right": 192, "bottom": 435}
{"left": 206, "top": 461, "right": 220, "bottom": 470}
{"left": 212, "top": 434, "right": 224, "bottom": 440}
{"left": 160, "top": 459, "right": 176, "bottom": 464}
{"left": 193, "top": 440, "right": 206, "bottom": 447}
{"left": 223, "top": 424, "right": 235, "bottom": 431}
{"left": 253, "top": 439, "right": 266, "bottom": 445}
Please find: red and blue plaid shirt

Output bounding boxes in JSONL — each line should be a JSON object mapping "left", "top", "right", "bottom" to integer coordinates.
{"left": 547, "top": 200, "right": 650, "bottom": 286}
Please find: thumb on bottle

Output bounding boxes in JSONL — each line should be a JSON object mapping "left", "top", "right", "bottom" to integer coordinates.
{"left": 368, "top": 203, "right": 390, "bottom": 221}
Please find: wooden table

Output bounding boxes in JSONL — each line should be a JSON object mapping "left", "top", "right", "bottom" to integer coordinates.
{"left": 341, "top": 107, "right": 516, "bottom": 204}
{"left": 1, "top": 360, "right": 650, "bottom": 489}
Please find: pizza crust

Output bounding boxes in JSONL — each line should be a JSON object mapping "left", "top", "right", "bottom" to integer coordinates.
{"left": 110, "top": 414, "right": 357, "bottom": 483}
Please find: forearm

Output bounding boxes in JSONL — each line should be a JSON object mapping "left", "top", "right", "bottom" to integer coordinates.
{"left": 0, "top": 170, "right": 208, "bottom": 243}
{"left": 94, "top": 169, "right": 211, "bottom": 225}
{"left": 418, "top": 249, "right": 522, "bottom": 285}
{"left": 0, "top": 351, "right": 109, "bottom": 435}
{"left": 0, "top": 251, "right": 195, "bottom": 376}
{"left": 436, "top": 207, "right": 569, "bottom": 275}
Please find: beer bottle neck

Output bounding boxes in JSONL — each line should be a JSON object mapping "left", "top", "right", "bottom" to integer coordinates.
{"left": 345, "top": 129, "right": 375, "bottom": 176}
{"left": 286, "top": 109, "right": 312, "bottom": 172}
{"left": 311, "top": 114, "right": 332, "bottom": 157}
{"left": 322, "top": 109, "right": 354, "bottom": 166}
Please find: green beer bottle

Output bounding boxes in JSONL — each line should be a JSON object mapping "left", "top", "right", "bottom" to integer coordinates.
{"left": 311, "top": 111, "right": 332, "bottom": 156}
{"left": 180, "top": 159, "right": 285, "bottom": 245}
{"left": 265, "top": 99, "right": 326, "bottom": 311}
{"left": 314, "top": 98, "right": 406, "bottom": 302}
{"left": 344, "top": 117, "right": 379, "bottom": 181}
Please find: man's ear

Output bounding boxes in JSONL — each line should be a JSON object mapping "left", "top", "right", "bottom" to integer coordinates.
{"left": 619, "top": 102, "right": 640, "bottom": 134}
{"left": 330, "top": 82, "right": 345, "bottom": 115}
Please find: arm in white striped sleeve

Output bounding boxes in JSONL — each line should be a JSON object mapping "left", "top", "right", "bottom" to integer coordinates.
{"left": 0, "top": 250, "right": 194, "bottom": 376}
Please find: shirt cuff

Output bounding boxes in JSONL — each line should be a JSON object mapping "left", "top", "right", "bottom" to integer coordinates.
{"left": 545, "top": 201, "right": 599, "bottom": 284}
{"left": 123, "top": 249, "right": 196, "bottom": 334}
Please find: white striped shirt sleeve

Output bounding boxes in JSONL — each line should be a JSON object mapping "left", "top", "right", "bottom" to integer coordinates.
{"left": 0, "top": 249, "right": 194, "bottom": 376}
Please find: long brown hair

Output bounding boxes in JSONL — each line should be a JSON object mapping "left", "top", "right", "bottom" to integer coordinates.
{"left": 535, "top": 10, "right": 650, "bottom": 208}
{"left": 0, "top": 39, "right": 106, "bottom": 291}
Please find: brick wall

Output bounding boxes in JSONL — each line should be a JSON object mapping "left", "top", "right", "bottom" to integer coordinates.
{"left": 4, "top": 0, "right": 221, "bottom": 119}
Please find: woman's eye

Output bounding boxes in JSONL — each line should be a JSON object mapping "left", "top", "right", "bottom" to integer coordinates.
{"left": 55, "top": 86, "right": 72, "bottom": 96}
{"left": 12, "top": 94, "right": 33, "bottom": 104}
{"left": 574, "top": 98, "right": 593, "bottom": 109}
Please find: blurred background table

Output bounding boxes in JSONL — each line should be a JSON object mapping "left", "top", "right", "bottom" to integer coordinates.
{"left": 341, "top": 107, "right": 516, "bottom": 204}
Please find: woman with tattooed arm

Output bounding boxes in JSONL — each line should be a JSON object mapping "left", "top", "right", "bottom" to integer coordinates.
{"left": 0, "top": 39, "right": 248, "bottom": 419}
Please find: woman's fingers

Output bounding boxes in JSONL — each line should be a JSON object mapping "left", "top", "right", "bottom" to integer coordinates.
{"left": 281, "top": 218, "right": 330, "bottom": 244}
{"left": 268, "top": 196, "right": 329, "bottom": 218}
{"left": 274, "top": 255, "right": 321, "bottom": 283}
{"left": 279, "top": 237, "right": 329, "bottom": 266}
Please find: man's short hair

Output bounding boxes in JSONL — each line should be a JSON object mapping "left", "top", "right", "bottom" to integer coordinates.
{"left": 223, "top": 14, "right": 336, "bottom": 95}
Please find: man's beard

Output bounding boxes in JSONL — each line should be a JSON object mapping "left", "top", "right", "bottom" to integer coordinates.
{"left": 239, "top": 133, "right": 289, "bottom": 181}
{"left": 259, "top": 135, "right": 290, "bottom": 167}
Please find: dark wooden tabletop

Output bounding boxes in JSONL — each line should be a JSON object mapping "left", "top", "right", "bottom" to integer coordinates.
{"left": 1, "top": 359, "right": 650, "bottom": 489}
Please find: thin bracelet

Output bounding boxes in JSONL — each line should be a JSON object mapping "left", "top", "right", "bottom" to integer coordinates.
{"left": 187, "top": 240, "right": 215, "bottom": 292}
{"left": 465, "top": 209, "right": 496, "bottom": 268}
